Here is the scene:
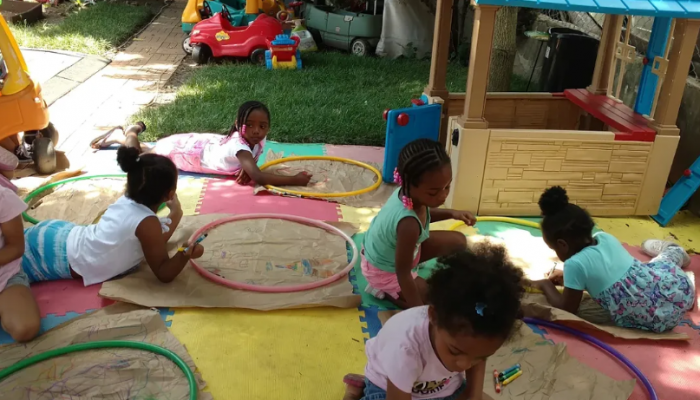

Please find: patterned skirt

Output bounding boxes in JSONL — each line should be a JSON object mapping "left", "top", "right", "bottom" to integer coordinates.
{"left": 594, "top": 246, "right": 694, "bottom": 333}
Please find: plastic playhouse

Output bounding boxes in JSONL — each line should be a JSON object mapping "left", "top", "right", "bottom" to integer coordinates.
{"left": 0, "top": 12, "right": 56, "bottom": 176}
{"left": 265, "top": 34, "right": 302, "bottom": 70}
{"left": 305, "top": 2, "right": 382, "bottom": 56}
{"left": 189, "top": 12, "right": 283, "bottom": 64}
{"left": 382, "top": 0, "right": 700, "bottom": 218}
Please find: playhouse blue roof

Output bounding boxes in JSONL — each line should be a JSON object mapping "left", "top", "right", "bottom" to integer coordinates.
{"left": 473, "top": 0, "right": 700, "bottom": 19}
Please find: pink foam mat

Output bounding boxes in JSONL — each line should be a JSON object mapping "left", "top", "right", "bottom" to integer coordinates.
{"left": 324, "top": 145, "right": 385, "bottom": 165}
{"left": 197, "top": 178, "right": 340, "bottom": 221}
{"left": 541, "top": 245, "right": 700, "bottom": 400}
{"left": 31, "top": 280, "right": 114, "bottom": 318}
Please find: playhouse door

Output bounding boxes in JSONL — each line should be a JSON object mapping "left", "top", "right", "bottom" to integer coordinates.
{"left": 382, "top": 103, "right": 442, "bottom": 182}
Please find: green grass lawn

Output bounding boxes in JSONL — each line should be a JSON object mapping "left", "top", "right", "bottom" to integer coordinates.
{"left": 135, "top": 53, "right": 472, "bottom": 146}
{"left": 10, "top": 3, "right": 153, "bottom": 55}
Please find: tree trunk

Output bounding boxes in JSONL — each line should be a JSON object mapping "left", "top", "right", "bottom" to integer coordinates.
{"left": 487, "top": 7, "right": 518, "bottom": 91}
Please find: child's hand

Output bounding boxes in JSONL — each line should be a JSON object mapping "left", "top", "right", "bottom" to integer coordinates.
{"left": 547, "top": 269, "right": 564, "bottom": 286}
{"left": 182, "top": 243, "right": 204, "bottom": 259}
{"left": 236, "top": 170, "right": 252, "bottom": 186}
{"left": 166, "top": 194, "right": 182, "bottom": 213}
{"left": 450, "top": 210, "right": 476, "bottom": 226}
{"left": 292, "top": 171, "right": 313, "bottom": 186}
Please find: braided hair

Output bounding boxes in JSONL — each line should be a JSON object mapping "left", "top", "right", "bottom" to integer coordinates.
{"left": 396, "top": 139, "right": 451, "bottom": 196}
{"left": 538, "top": 186, "right": 595, "bottom": 243}
{"left": 227, "top": 101, "right": 271, "bottom": 137}
{"left": 117, "top": 146, "right": 177, "bottom": 208}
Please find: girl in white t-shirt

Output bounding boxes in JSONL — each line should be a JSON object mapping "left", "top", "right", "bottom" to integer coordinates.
{"left": 90, "top": 101, "right": 312, "bottom": 186}
{"left": 0, "top": 186, "right": 40, "bottom": 343}
{"left": 342, "top": 245, "right": 524, "bottom": 400}
{"left": 21, "top": 142, "right": 204, "bottom": 288}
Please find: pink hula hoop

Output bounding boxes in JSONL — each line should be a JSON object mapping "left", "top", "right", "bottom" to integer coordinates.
{"left": 188, "top": 213, "right": 358, "bottom": 293}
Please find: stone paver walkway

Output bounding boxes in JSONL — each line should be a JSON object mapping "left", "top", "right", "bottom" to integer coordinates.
{"left": 50, "top": 0, "right": 187, "bottom": 169}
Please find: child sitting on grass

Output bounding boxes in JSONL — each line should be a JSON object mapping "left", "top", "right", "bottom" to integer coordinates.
{"left": 0, "top": 186, "right": 40, "bottom": 342}
{"left": 22, "top": 136, "right": 204, "bottom": 287}
{"left": 533, "top": 186, "right": 694, "bottom": 333}
{"left": 344, "top": 245, "right": 525, "bottom": 400}
{"left": 362, "top": 139, "right": 476, "bottom": 309}
{"left": 90, "top": 101, "right": 312, "bottom": 186}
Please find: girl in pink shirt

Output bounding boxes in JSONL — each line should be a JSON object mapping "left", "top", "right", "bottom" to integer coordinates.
{"left": 0, "top": 186, "right": 40, "bottom": 343}
{"left": 343, "top": 244, "right": 524, "bottom": 400}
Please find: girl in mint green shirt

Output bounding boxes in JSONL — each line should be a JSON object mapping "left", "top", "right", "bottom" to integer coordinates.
{"left": 533, "top": 186, "right": 694, "bottom": 333}
{"left": 362, "top": 139, "right": 476, "bottom": 309}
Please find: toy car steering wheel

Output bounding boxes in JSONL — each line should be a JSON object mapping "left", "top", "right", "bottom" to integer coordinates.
{"left": 201, "top": 0, "right": 213, "bottom": 18}
{"left": 221, "top": 5, "right": 231, "bottom": 21}
{"left": 276, "top": 10, "right": 291, "bottom": 22}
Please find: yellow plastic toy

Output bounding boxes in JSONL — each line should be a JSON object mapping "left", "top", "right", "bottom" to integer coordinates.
{"left": 0, "top": 12, "right": 57, "bottom": 175}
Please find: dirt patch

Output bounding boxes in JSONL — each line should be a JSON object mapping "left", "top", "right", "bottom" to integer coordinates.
{"left": 150, "top": 59, "right": 198, "bottom": 105}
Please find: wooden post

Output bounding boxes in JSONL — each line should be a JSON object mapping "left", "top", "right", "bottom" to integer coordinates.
{"left": 652, "top": 19, "right": 700, "bottom": 134}
{"left": 424, "top": 0, "right": 454, "bottom": 99}
{"left": 461, "top": 5, "right": 499, "bottom": 128}
{"left": 588, "top": 14, "right": 623, "bottom": 95}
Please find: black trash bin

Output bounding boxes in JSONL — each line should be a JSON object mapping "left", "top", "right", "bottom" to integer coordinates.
{"left": 539, "top": 28, "right": 600, "bottom": 92}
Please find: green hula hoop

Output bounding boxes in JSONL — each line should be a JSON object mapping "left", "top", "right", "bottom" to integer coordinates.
{"left": 0, "top": 341, "right": 198, "bottom": 399}
{"left": 22, "top": 174, "right": 165, "bottom": 225}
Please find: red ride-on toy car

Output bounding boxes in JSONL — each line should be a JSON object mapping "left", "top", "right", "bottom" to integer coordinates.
{"left": 189, "top": 11, "right": 284, "bottom": 65}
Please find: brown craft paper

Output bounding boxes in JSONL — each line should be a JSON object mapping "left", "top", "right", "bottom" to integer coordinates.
{"left": 100, "top": 214, "right": 361, "bottom": 311}
{"left": 521, "top": 293, "right": 689, "bottom": 340}
{"left": 378, "top": 312, "right": 635, "bottom": 400}
{"left": 254, "top": 150, "right": 396, "bottom": 207}
{"left": 0, "top": 303, "right": 212, "bottom": 400}
{"left": 24, "top": 177, "right": 126, "bottom": 227}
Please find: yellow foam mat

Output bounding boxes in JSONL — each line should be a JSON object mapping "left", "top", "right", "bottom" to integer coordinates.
{"left": 168, "top": 307, "right": 367, "bottom": 399}
{"left": 158, "top": 177, "right": 207, "bottom": 218}
{"left": 595, "top": 211, "right": 700, "bottom": 253}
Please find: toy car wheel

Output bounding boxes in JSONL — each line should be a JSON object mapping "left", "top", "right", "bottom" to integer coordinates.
{"left": 250, "top": 48, "right": 267, "bottom": 65}
{"left": 32, "top": 137, "right": 57, "bottom": 175}
{"left": 182, "top": 36, "right": 194, "bottom": 55}
{"left": 351, "top": 39, "right": 370, "bottom": 57}
{"left": 192, "top": 45, "right": 211, "bottom": 65}
{"left": 39, "top": 122, "right": 59, "bottom": 146}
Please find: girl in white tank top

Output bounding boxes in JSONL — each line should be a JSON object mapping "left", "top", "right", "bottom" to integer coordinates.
{"left": 21, "top": 140, "right": 205, "bottom": 286}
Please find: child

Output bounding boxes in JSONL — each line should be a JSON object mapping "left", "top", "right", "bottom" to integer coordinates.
{"left": 90, "top": 101, "right": 312, "bottom": 186}
{"left": 362, "top": 139, "right": 476, "bottom": 309}
{"left": 21, "top": 136, "right": 204, "bottom": 287}
{"left": 533, "top": 186, "right": 694, "bottom": 333}
{"left": 343, "top": 245, "right": 525, "bottom": 400}
{"left": 0, "top": 186, "right": 40, "bottom": 342}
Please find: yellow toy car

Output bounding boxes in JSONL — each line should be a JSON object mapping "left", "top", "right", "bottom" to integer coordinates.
{"left": 0, "top": 12, "right": 57, "bottom": 175}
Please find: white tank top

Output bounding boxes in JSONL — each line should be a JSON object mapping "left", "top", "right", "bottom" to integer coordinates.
{"left": 67, "top": 196, "right": 156, "bottom": 286}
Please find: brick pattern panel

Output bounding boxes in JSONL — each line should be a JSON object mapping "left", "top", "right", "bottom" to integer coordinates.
{"left": 480, "top": 138, "right": 652, "bottom": 216}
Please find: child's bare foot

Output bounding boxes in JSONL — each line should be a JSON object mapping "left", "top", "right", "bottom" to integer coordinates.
{"left": 342, "top": 374, "right": 365, "bottom": 400}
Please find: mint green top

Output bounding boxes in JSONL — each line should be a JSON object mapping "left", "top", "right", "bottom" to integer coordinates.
{"left": 563, "top": 232, "right": 635, "bottom": 297}
{"left": 363, "top": 189, "right": 431, "bottom": 273}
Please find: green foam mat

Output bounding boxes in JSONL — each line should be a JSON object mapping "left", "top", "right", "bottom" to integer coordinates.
{"left": 258, "top": 141, "right": 326, "bottom": 165}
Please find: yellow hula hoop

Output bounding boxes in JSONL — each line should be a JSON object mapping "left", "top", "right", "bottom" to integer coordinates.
{"left": 258, "top": 156, "right": 382, "bottom": 198}
{"left": 448, "top": 216, "right": 541, "bottom": 232}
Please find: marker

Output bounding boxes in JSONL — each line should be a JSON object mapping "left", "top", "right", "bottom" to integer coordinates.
{"left": 179, "top": 233, "right": 208, "bottom": 253}
{"left": 492, "top": 370, "right": 502, "bottom": 394}
{"left": 499, "top": 367, "right": 520, "bottom": 382}
{"left": 499, "top": 363, "right": 520, "bottom": 379}
{"left": 502, "top": 370, "right": 523, "bottom": 386}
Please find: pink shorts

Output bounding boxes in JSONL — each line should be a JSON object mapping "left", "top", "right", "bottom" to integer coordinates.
{"left": 361, "top": 247, "right": 421, "bottom": 300}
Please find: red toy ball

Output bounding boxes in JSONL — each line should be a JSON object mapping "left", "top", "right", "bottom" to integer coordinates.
{"left": 397, "top": 113, "right": 410, "bottom": 126}
{"left": 383, "top": 109, "right": 390, "bottom": 121}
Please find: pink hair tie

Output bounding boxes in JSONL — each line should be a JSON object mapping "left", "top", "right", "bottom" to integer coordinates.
{"left": 401, "top": 195, "right": 413, "bottom": 210}
{"left": 393, "top": 168, "right": 402, "bottom": 185}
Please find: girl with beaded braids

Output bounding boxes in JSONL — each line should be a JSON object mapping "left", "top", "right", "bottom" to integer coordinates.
{"left": 89, "top": 101, "right": 312, "bottom": 186}
{"left": 532, "top": 186, "right": 694, "bottom": 333}
{"left": 361, "top": 139, "right": 476, "bottom": 309}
